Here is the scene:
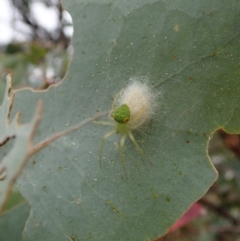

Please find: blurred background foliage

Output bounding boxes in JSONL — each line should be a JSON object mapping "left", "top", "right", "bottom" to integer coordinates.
{"left": 0, "top": 0, "right": 72, "bottom": 98}
{"left": 0, "top": 1, "right": 240, "bottom": 240}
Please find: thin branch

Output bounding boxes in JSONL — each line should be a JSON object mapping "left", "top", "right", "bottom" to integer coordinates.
{"left": 199, "top": 198, "right": 239, "bottom": 225}
{"left": 31, "top": 111, "right": 108, "bottom": 155}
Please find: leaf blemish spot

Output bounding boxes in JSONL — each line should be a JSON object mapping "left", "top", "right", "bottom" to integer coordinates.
{"left": 174, "top": 24, "right": 180, "bottom": 32}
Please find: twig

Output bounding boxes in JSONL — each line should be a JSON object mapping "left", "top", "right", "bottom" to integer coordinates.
{"left": 31, "top": 111, "right": 108, "bottom": 155}
{"left": 199, "top": 198, "right": 239, "bottom": 225}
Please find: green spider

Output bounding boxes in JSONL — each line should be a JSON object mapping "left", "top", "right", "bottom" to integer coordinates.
{"left": 95, "top": 79, "right": 157, "bottom": 174}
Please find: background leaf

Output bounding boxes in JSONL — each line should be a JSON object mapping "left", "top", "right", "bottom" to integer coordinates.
{"left": 0, "top": 203, "right": 30, "bottom": 241}
{"left": 0, "top": 76, "right": 42, "bottom": 213}
{"left": 5, "top": 0, "right": 240, "bottom": 240}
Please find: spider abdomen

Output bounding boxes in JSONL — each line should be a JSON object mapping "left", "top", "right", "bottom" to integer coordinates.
{"left": 117, "top": 80, "right": 157, "bottom": 129}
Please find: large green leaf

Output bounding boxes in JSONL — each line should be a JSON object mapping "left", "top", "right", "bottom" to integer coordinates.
{"left": 3, "top": 0, "right": 240, "bottom": 240}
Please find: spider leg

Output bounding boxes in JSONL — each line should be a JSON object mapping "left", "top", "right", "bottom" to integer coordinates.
{"left": 128, "top": 130, "right": 152, "bottom": 165}
{"left": 119, "top": 133, "right": 128, "bottom": 178}
{"left": 99, "top": 128, "right": 116, "bottom": 166}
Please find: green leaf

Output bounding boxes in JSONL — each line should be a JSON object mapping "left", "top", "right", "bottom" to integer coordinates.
{"left": 4, "top": 0, "right": 240, "bottom": 240}
{"left": 0, "top": 203, "right": 30, "bottom": 241}
{"left": 3, "top": 185, "right": 26, "bottom": 212}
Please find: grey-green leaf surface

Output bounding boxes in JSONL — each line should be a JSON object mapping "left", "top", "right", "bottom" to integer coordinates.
{"left": 8, "top": 0, "right": 240, "bottom": 240}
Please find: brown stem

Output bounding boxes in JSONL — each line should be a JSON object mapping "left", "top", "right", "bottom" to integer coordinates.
{"left": 31, "top": 111, "right": 108, "bottom": 155}
{"left": 199, "top": 198, "right": 239, "bottom": 225}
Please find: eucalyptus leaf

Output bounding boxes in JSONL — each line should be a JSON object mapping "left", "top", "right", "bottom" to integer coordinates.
{"left": 5, "top": 0, "right": 240, "bottom": 240}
